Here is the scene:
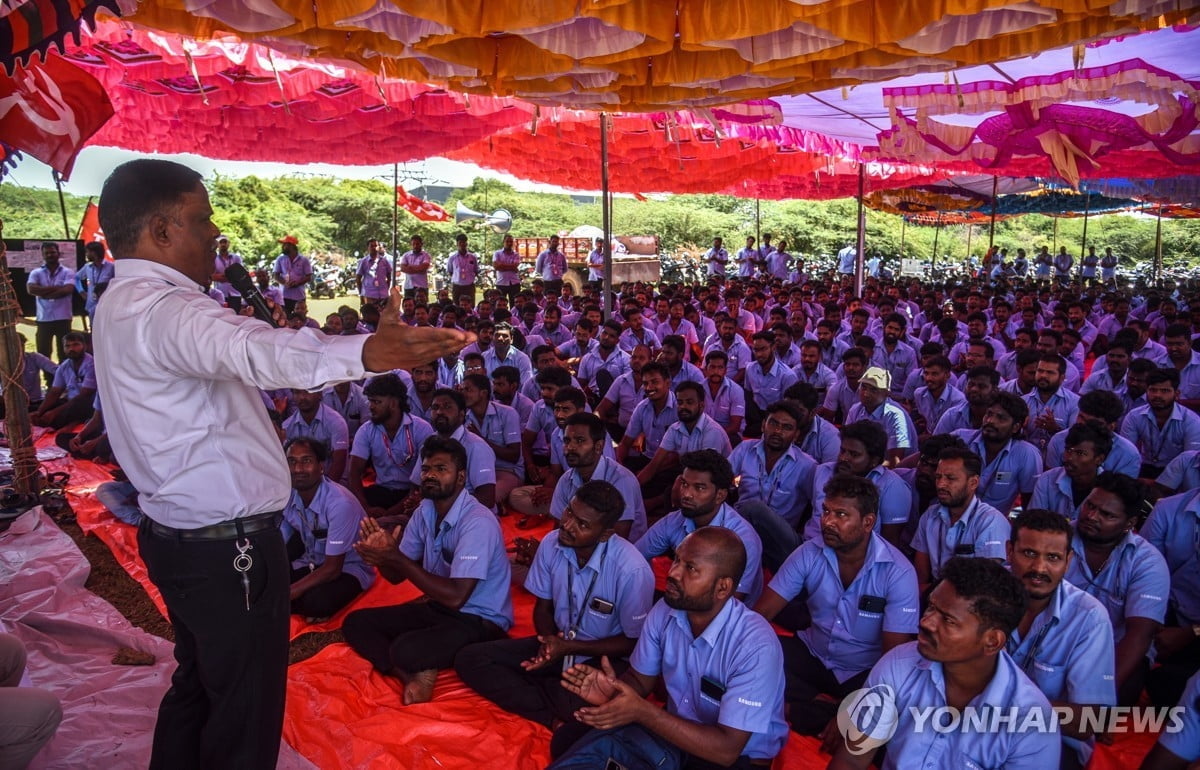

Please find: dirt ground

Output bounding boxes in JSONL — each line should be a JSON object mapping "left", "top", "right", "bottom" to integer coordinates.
{"left": 56, "top": 515, "right": 338, "bottom": 664}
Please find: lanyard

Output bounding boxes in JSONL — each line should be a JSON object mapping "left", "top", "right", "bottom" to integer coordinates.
{"left": 564, "top": 541, "right": 608, "bottom": 640}
{"left": 1018, "top": 614, "right": 1058, "bottom": 674}
{"left": 933, "top": 501, "right": 975, "bottom": 576}
{"left": 380, "top": 422, "right": 415, "bottom": 468}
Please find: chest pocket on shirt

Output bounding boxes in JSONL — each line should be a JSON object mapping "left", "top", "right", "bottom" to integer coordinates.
{"left": 1024, "top": 657, "right": 1067, "bottom": 698}
{"left": 852, "top": 595, "right": 886, "bottom": 639}
{"left": 696, "top": 675, "right": 725, "bottom": 722}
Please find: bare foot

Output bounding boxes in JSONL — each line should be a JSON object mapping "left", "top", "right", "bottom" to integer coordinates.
{"left": 402, "top": 668, "right": 438, "bottom": 705}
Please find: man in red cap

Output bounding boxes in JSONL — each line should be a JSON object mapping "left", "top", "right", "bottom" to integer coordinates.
{"left": 272, "top": 235, "right": 312, "bottom": 313}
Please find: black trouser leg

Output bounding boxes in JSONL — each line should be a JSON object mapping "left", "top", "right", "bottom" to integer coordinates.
{"left": 455, "top": 637, "right": 561, "bottom": 726}
{"left": 138, "top": 522, "right": 289, "bottom": 770}
{"left": 781, "top": 635, "right": 867, "bottom": 735}
{"left": 36, "top": 320, "right": 71, "bottom": 362}
{"left": 343, "top": 600, "right": 504, "bottom": 675}
{"left": 288, "top": 569, "right": 364, "bottom": 618}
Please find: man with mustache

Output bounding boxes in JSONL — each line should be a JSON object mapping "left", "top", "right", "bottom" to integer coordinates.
{"left": 1029, "top": 423, "right": 1111, "bottom": 521}
{"left": 952, "top": 392, "right": 1043, "bottom": 514}
{"left": 1006, "top": 509, "right": 1116, "bottom": 769}
{"left": 345, "top": 436, "right": 512, "bottom": 706}
{"left": 754, "top": 475, "right": 918, "bottom": 736}
{"left": 550, "top": 414, "right": 646, "bottom": 541}
{"left": 550, "top": 527, "right": 787, "bottom": 769}
{"left": 419, "top": 388, "right": 496, "bottom": 511}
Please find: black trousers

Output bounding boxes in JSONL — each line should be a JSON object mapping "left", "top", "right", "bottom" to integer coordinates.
{"left": 137, "top": 520, "right": 289, "bottom": 770}
{"left": 283, "top": 298, "right": 299, "bottom": 314}
{"left": 455, "top": 636, "right": 594, "bottom": 728}
{"left": 497, "top": 284, "right": 519, "bottom": 305}
{"left": 36, "top": 319, "right": 71, "bottom": 362}
{"left": 363, "top": 484, "right": 410, "bottom": 511}
{"left": 343, "top": 599, "right": 506, "bottom": 675}
{"left": 780, "top": 635, "right": 868, "bottom": 735}
{"left": 288, "top": 568, "right": 364, "bottom": 618}
{"left": 543, "top": 279, "right": 563, "bottom": 297}
{"left": 451, "top": 284, "right": 476, "bottom": 305}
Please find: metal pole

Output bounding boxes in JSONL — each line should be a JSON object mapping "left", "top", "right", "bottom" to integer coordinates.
{"left": 1052, "top": 217, "right": 1058, "bottom": 253}
{"left": 988, "top": 176, "right": 998, "bottom": 249}
{"left": 965, "top": 224, "right": 973, "bottom": 261}
{"left": 932, "top": 216, "right": 942, "bottom": 275}
{"left": 854, "top": 164, "right": 866, "bottom": 296}
{"left": 755, "top": 197, "right": 761, "bottom": 246}
{"left": 53, "top": 171, "right": 70, "bottom": 239}
{"left": 1154, "top": 205, "right": 1164, "bottom": 287}
{"left": 1079, "top": 192, "right": 1091, "bottom": 282}
{"left": 600, "top": 113, "right": 613, "bottom": 322}
{"left": 391, "top": 163, "right": 399, "bottom": 289}
{"left": 900, "top": 217, "right": 906, "bottom": 260}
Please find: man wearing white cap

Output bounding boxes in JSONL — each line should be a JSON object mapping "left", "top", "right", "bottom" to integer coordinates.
{"left": 845, "top": 366, "right": 917, "bottom": 466}
{"left": 272, "top": 235, "right": 313, "bottom": 313}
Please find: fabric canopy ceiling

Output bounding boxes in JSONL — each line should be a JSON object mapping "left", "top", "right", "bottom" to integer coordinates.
{"left": 109, "top": 0, "right": 1195, "bottom": 112}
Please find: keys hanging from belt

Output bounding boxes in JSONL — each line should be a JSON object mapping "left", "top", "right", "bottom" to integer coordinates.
{"left": 233, "top": 539, "right": 254, "bottom": 611}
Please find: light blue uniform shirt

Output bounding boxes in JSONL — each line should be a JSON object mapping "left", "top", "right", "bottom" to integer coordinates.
{"left": 702, "top": 377, "right": 746, "bottom": 430}
{"left": 1142, "top": 489, "right": 1200, "bottom": 625}
{"left": 1028, "top": 468, "right": 1091, "bottom": 521}
{"left": 27, "top": 263, "right": 75, "bottom": 321}
{"left": 798, "top": 415, "right": 841, "bottom": 465}
{"left": 1065, "top": 530, "right": 1170, "bottom": 642}
{"left": 280, "top": 477, "right": 375, "bottom": 590}
{"left": 1120, "top": 403, "right": 1200, "bottom": 469}
{"left": 668, "top": 361, "right": 706, "bottom": 389}
{"left": 931, "top": 404, "right": 981, "bottom": 435}
{"left": 791, "top": 362, "right": 836, "bottom": 395}
{"left": 483, "top": 346, "right": 533, "bottom": 384}
{"left": 524, "top": 532, "right": 654, "bottom": 642}
{"left": 1005, "top": 579, "right": 1115, "bottom": 767}
{"left": 51, "top": 353, "right": 96, "bottom": 400}
{"left": 822, "top": 378, "right": 859, "bottom": 420}
{"left": 631, "top": 599, "right": 788, "bottom": 762}
{"left": 410, "top": 425, "right": 496, "bottom": 495}
{"left": 877, "top": 343, "right": 917, "bottom": 397}
{"left": 1043, "top": 430, "right": 1141, "bottom": 478}
{"left": 549, "top": 424, "right": 616, "bottom": 468}
{"left": 398, "top": 490, "right": 513, "bottom": 630}
{"left": 283, "top": 403, "right": 350, "bottom": 456}
{"left": 954, "top": 429, "right": 1043, "bottom": 513}
{"left": 466, "top": 401, "right": 524, "bottom": 477}
{"left": 913, "top": 385, "right": 966, "bottom": 433}
{"left": 862, "top": 643, "right": 1060, "bottom": 770}
{"left": 1022, "top": 388, "right": 1080, "bottom": 450}
{"left": 846, "top": 398, "right": 917, "bottom": 453}
{"left": 626, "top": 395, "right": 678, "bottom": 459}
{"left": 1175, "top": 351, "right": 1200, "bottom": 400}
{"left": 660, "top": 414, "right": 732, "bottom": 457}
{"left": 601, "top": 371, "right": 643, "bottom": 426}
{"left": 636, "top": 504, "right": 763, "bottom": 605}
{"left": 551, "top": 456, "right": 647, "bottom": 542}
{"left": 911, "top": 497, "right": 1010, "bottom": 579}
{"left": 769, "top": 533, "right": 919, "bottom": 682}
{"left": 704, "top": 338, "right": 752, "bottom": 375}
{"left": 1157, "top": 670, "right": 1200, "bottom": 762}
{"left": 745, "top": 358, "right": 798, "bottom": 411}
{"left": 728, "top": 439, "right": 816, "bottom": 527}
{"left": 804, "top": 463, "right": 913, "bottom": 541}
{"left": 75, "top": 260, "right": 115, "bottom": 316}
{"left": 577, "top": 346, "right": 630, "bottom": 392}
{"left": 1157, "top": 449, "right": 1200, "bottom": 492}
{"left": 349, "top": 414, "right": 434, "bottom": 490}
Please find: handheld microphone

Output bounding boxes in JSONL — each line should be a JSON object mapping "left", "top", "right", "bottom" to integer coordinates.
{"left": 224, "top": 263, "right": 280, "bottom": 327}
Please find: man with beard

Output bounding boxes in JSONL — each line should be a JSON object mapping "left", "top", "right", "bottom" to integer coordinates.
{"left": 596, "top": 344, "right": 651, "bottom": 440}
{"left": 703, "top": 316, "right": 752, "bottom": 384}
{"left": 456, "top": 480, "right": 654, "bottom": 758}
{"left": 483, "top": 323, "right": 533, "bottom": 384}
{"left": 636, "top": 450, "right": 764, "bottom": 605}
{"left": 345, "top": 436, "right": 512, "bottom": 706}
{"left": 271, "top": 235, "right": 312, "bottom": 313}
{"left": 791, "top": 340, "right": 836, "bottom": 404}
{"left": 933, "top": 367, "right": 997, "bottom": 435}
{"left": 406, "top": 361, "right": 437, "bottom": 423}
{"left": 282, "top": 388, "right": 350, "bottom": 482}
{"left": 819, "top": 348, "right": 867, "bottom": 424}
{"left": 547, "top": 387, "right": 615, "bottom": 477}
{"left": 1120, "top": 368, "right": 1200, "bottom": 479}
{"left": 754, "top": 475, "right": 918, "bottom": 736}
{"left": 802, "top": 421, "right": 912, "bottom": 548}
{"left": 618, "top": 306, "right": 661, "bottom": 355}
{"left": 660, "top": 335, "right": 706, "bottom": 389}
{"left": 31, "top": 331, "right": 96, "bottom": 429}
{"left": 533, "top": 304, "right": 572, "bottom": 348}
{"left": 1164, "top": 323, "right": 1200, "bottom": 407}
{"left": 951, "top": 392, "right": 1042, "bottom": 514}
{"left": 280, "top": 438, "right": 374, "bottom": 620}
{"left": 730, "top": 401, "right": 818, "bottom": 572}
{"left": 1066, "top": 472, "right": 1170, "bottom": 705}
{"left": 617, "top": 362, "right": 678, "bottom": 474}
{"left": 894, "top": 434, "right": 968, "bottom": 534}
{"left": 1044, "top": 391, "right": 1141, "bottom": 477}
{"left": 912, "top": 448, "right": 1010, "bottom": 594}
{"left": 845, "top": 367, "right": 916, "bottom": 466}
{"left": 577, "top": 320, "right": 629, "bottom": 403}
{"left": 701, "top": 351, "right": 746, "bottom": 445}
{"left": 26, "top": 241, "right": 75, "bottom": 361}
{"left": 349, "top": 374, "right": 435, "bottom": 521}
{"left": 1122, "top": 357, "right": 1157, "bottom": 417}
{"left": 418, "top": 388, "right": 496, "bottom": 510}
{"left": 829, "top": 558, "right": 1059, "bottom": 770}
{"left": 550, "top": 414, "right": 646, "bottom": 541}
{"left": 814, "top": 319, "right": 849, "bottom": 371}
{"left": 461, "top": 374, "right": 523, "bottom": 507}
{"left": 1029, "top": 424, "right": 1111, "bottom": 521}
{"left": 550, "top": 527, "right": 787, "bottom": 769}
{"left": 745, "top": 331, "right": 798, "bottom": 429}
{"left": 911, "top": 356, "right": 965, "bottom": 439}
{"left": 639, "top": 382, "right": 731, "bottom": 492}
{"left": 877, "top": 313, "right": 917, "bottom": 398}
{"left": 1022, "top": 354, "right": 1080, "bottom": 451}
{"left": 1081, "top": 336, "right": 1132, "bottom": 397}
{"left": 784, "top": 382, "right": 840, "bottom": 465}
{"left": 1006, "top": 509, "right": 1116, "bottom": 769}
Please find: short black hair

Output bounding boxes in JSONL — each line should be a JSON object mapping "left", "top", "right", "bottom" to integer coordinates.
{"left": 284, "top": 436, "right": 328, "bottom": 463}
{"left": 432, "top": 387, "right": 466, "bottom": 411}
{"left": 661, "top": 335, "right": 686, "bottom": 354}
{"left": 965, "top": 366, "right": 1000, "bottom": 387}
{"left": 564, "top": 412, "right": 606, "bottom": 443}
{"left": 765, "top": 400, "right": 802, "bottom": 425}
{"left": 938, "top": 447, "right": 983, "bottom": 478}
{"left": 363, "top": 373, "right": 409, "bottom": 407}
{"left": 1010, "top": 508, "right": 1072, "bottom": 546}
{"left": 461, "top": 373, "right": 491, "bottom": 397}
{"left": 553, "top": 386, "right": 587, "bottom": 410}
{"left": 989, "top": 391, "right": 1029, "bottom": 426}
{"left": 679, "top": 449, "right": 734, "bottom": 490}
{"left": 939, "top": 557, "right": 1027, "bottom": 636}
{"left": 99, "top": 159, "right": 204, "bottom": 256}
{"left": 675, "top": 380, "right": 705, "bottom": 402}
{"left": 783, "top": 382, "right": 819, "bottom": 410}
{"left": 536, "top": 367, "right": 572, "bottom": 388}
{"left": 822, "top": 473, "right": 879, "bottom": 518}
{"left": 1147, "top": 367, "right": 1181, "bottom": 389}
{"left": 491, "top": 365, "right": 520, "bottom": 385}
{"left": 1064, "top": 422, "right": 1112, "bottom": 459}
{"left": 640, "top": 361, "right": 670, "bottom": 382}
{"left": 841, "top": 420, "right": 887, "bottom": 465}
{"left": 573, "top": 480, "right": 625, "bottom": 529}
{"left": 1093, "top": 472, "right": 1143, "bottom": 520}
{"left": 420, "top": 435, "right": 468, "bottom": 472}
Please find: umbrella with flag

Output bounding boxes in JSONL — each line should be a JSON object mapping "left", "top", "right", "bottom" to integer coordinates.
{"left": 395, "top": 186, "right": 450, "bottom": 222}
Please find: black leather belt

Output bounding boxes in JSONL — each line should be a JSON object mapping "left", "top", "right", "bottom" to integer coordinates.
{"left": 147, "top": 511, "right": 282, "bottom": 541}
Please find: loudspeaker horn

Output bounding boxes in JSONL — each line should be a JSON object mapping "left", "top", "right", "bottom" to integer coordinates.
{"left": 455, "top": 201, "right": 485, "bottom": 224}
{"left": 485, "top": 209, "right": 512, "bottom": 234}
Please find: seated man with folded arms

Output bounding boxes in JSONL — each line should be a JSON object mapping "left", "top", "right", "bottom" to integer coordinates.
{"left": 754, "top": 475, "right": 918, "bottom": 736}
{"left": 348, "top": 374, "right": 434, "bottom": 522}
{"left": 455, "top": 481, "right": 654, "bottom": 757}
{"left": 344, "top": 436, "right": 512, "bottom": 705}
{"left": 549, "top": 527, "right": 788, "bottom": 770}
{"left": 911, "top": 447, "right": 1011, "bottom": 594}
{"left": 1006, "top": 509, "right": 1117, "bottom": 770}
{"left": 31, "top": 331, "right": 96, "bottom": 429}
{"left": 281, "top": 438, "right": 374, "bottom": 620}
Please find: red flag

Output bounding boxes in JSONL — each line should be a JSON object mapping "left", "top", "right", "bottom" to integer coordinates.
{"left": 633, "top": 192, "right": 648, "bottom": 202}
{"left": 78, "top": 201, "right": 113, "bottom": 260}
{"left": 0, "top": 52, "right": 113, "bottom": 179}
{"left": 396, "top": 185, "right": 450, "bottom": 222}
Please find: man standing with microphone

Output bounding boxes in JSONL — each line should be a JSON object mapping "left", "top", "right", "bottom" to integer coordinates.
{"left": 92, "top": 159, "right": 473, "bottom": 770}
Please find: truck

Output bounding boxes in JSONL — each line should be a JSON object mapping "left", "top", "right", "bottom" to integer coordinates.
{"left": 514, "top": 235, "right": 661, "bottom": 292}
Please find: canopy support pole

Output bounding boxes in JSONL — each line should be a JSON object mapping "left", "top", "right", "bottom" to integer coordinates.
{"left": 755, "top": 197, "right": 760, "bottom": 247}
{"left": 53, "top": 171, "right": 70, "bottom": 239}
{"left": 1154, "top": 205, "right": 1164, "bottom": 287}
{"left": 1052, "top": 217, "right": 1058, "bottom": 253}
{"left": 1079, "top": 192, "right": 1091, "bottom": 283}
{"left": 854, "top": 164, "right": 865, "bottom": 297}
{"left": 932, "top": 215, "right": 942, "bottom": 276}
{"left": 965, "top": 224, "right": 973, "bottom": 261}
{"left": 988, "top": 176, "right": 998, "bottom": 249}
{"left": 601, "top": 113, "right": 613, "bottom": 323}
{"left": 900, "top": 217, "right": 906, "bottom": 259}
{"left": 391, "top": 163, "right": 399, "bottom": 289}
